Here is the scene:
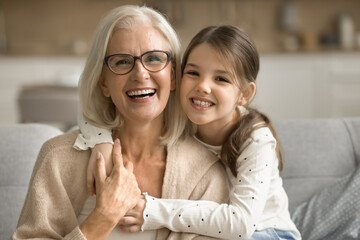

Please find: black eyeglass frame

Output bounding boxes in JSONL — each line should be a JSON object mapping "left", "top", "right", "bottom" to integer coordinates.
{"left": 103, "top": 50, "right": 172, "bottom": 75}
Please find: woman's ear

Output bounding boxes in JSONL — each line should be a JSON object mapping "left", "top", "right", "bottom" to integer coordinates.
{"left": 98, "top": 73, "right": 111, "bottom": 97}
{"left": 237, "top": 82, "right": 256, "bottom": 106}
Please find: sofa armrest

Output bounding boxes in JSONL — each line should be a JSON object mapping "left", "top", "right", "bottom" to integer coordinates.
{"left": 0, "top": 123, "right": 63, "bottom": 239}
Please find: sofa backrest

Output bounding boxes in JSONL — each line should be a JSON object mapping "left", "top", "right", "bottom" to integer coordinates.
{"left": 275, "top": 118, "right": 360, "bottom": 213}
{"left": 0, "top": 123, "right": 63, "bottom": 239}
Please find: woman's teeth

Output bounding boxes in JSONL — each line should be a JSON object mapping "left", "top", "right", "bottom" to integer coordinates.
{"left": 193, "top": 99, "right": 212, "bottom": 107}
{"left": 127, "top": 89, "right": 156, "bottom": 98}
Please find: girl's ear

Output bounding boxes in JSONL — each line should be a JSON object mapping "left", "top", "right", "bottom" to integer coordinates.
{"left": 238, "top": 82, "right": 256, "bottom": 106}
{"left": 170, "top": 66, "right": 176, "bottom": 91}
{"left": 98, "top": 73, "right": 111, "bottom": 97}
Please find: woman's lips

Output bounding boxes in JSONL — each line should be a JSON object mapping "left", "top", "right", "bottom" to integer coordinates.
{"left": 126, "top": 89, "right": 156, "bottom": 99}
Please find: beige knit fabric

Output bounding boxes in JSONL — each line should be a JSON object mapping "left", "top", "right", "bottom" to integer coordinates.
{"left": 12, "top": 130, "right": 229, "bottom": 240}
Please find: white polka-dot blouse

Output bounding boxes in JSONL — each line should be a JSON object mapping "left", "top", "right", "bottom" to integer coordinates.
{"left": 141, "top": 128, "right": 301, "bottom": 239}
{"left": 73, "top": 113, "right": 113, "bottom": 150}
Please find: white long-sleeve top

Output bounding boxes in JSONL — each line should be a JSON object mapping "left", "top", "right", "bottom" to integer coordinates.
{"left": 141, "top": 127, "right": 301, "bottom": 240}
{"left": 73, "top": 113, "right": 113, "bottom": 150}
{"left": 73, "top": 115, "right": 301, "bottom": 240}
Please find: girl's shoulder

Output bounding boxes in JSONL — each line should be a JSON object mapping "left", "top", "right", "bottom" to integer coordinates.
{"left": 239, "top": 127, "right": 276, "bottom": 152}
{"left": 250, "top": 126, "right": 275, "bottom": 142}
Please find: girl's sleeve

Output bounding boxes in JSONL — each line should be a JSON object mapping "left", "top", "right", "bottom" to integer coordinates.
{"left": 73, "top": 112, "right": 113, "bottom": 150}
{"left": 143, "top": 128, "right": 276, "bottom": 240}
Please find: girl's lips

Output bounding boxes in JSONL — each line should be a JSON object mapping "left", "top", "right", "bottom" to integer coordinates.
{"left": 190, "top": 97, "right": 215, "bottom": 109}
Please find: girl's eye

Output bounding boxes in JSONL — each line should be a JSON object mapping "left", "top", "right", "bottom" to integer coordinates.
{"left": 215, "top": 76, "right": 230, "bottom": 83}
{"left": 185, "top": 71, "right": 199, "bottom": 76}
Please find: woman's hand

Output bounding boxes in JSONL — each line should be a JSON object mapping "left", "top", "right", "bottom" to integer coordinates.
{"left": 80, "top": 138, "right": 141, "bottom": 239}
{"left": 118, "top": 195, "right": 146, "bottom": 232}
{"left": 87, "top": 142, "right": 113, "bottom": 195}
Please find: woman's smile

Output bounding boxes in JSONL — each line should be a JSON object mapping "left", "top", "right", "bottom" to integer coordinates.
{"left": 126, "top": 88, "right": 157, "bottom": 103}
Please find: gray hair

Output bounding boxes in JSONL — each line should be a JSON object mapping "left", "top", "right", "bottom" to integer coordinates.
{"left": 79, "top": 5, "right": 188, "bottom": 145}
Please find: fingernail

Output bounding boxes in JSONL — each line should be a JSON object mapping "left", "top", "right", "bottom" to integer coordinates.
{"left": 115, "top": 138, "right": 120, "bottom": 144}
{"left": 97, "top": 152, "right": 101, "bottom": 159}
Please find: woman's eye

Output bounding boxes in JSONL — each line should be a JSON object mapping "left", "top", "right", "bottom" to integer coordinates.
{"left": 115, "top": 59, "right": 131, "bottom": 66}
{"left": 145, "top": 55, "right": 162, "bottom": 63}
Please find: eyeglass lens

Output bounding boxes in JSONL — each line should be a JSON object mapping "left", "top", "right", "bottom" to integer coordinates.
{"left": 106, "top": 51, "right": 169, "bottom": 75}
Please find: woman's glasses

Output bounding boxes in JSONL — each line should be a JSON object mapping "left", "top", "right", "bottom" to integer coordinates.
{"left": 104, "top": 50, "right": 171, "bottom": 75}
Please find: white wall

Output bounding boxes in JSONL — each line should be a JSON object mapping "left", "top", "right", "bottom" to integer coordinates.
{"left": 0, "top": 53, "right": 359, "bottom": 126}
{"left": 0, "top": 56, "right": 85, "bottom": 124}
{"left": 253, "top": 52, "right": 360, "bottom": 120}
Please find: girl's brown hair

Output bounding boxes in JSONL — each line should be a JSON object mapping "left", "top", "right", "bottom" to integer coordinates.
{"left": 181, "top": 25, "right": 282, "bottom": 177}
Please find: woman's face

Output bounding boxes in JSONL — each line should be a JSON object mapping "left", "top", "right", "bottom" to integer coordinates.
{"left": 99, "top": 25, "right": 174, "bottom": 125}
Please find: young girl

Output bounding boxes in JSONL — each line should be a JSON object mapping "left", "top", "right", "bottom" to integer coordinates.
{"left": 74, "top": 25, "right": 301, "bottom": 239}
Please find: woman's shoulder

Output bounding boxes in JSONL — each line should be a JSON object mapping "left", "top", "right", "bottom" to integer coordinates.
{"left": 163, "top": 136, "right": 228, "bottom": 200}
{"left": 174, "top": 135, "right": 219, "bottom": 163}
{"left": 167, "top": 135, "right": 225, "bottom": 182}
{"left": 38, "top": 129, "right": 90, "bottom": 165}
{"left": 42, "top": 129, "right": 79, "bottom": 146}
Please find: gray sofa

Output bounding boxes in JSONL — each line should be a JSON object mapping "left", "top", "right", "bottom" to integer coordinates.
{"left": 1, "top": 119, "right": 359, "bottom": 239}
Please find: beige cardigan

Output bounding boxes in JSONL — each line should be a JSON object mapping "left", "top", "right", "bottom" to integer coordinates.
{"left": 12, "top": 130, "right": 229, "bottom": 240}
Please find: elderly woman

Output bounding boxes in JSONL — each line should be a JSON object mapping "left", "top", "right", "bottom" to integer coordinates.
{"left": 12, "top": 5, "right": 228, "bottom": 240}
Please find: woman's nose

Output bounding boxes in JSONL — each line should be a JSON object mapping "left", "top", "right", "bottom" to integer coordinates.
{"left": 131, "top": 60, "right": 150, "bottom": 81}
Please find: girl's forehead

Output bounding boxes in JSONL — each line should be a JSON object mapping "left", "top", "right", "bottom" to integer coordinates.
{"left": 188, "top": 43, "right": 234, "bottom": 70}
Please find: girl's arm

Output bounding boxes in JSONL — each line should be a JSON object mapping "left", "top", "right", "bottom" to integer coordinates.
{"left": 137, "top": 128, "right": 276, "bottom": 240}
{"left": 73, "top": 113, "right": 114, "bottom": 195}
{"left": 73, "top": 112, "right": 113, "bottom": 150}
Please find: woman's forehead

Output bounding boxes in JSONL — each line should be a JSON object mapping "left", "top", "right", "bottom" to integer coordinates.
{"left": 107, "top": 26, "right": 169, "bottom": 54}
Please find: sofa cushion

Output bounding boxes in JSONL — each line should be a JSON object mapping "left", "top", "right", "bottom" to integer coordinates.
{"left": 289, "top": 118, "right": 360, "bottom": 239}
{"left": 292, "top": 165, "right": 360, "bottom": 240}
{"left": 275, "top": 118, "right": 357, "bottom": 213}
{"left": 0, "top": 123, "right": 62, "bottom": 239}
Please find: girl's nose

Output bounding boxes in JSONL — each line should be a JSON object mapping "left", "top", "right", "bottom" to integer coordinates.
{"left": 195, "top": 77, "right": 211, "bottom": 94}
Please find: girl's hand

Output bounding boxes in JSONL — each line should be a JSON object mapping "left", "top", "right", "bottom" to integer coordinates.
{"left": 80, "top": 138, "right": 141, "bottom": 239}
{"left": 118, "top": 195, "right": 146, "bottom": 233}
{"left": 87, "top": 143, "right": 113, "bottom": 195}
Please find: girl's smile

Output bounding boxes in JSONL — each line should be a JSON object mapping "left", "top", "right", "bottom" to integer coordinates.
{"left": 190, "top": 96, "right": 215, "bottom": 110}
{"left": 180, "top": 43, "right": 244, "bottom": 144}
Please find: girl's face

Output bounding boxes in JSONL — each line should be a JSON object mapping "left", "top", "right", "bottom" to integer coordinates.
{"left": 180, "top": 43, "right": 248, "bottom": 131}
{"left": 99, "top": 25, "right": 175, "bottom": 126}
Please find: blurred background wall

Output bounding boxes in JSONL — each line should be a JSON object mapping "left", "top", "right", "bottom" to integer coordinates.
{"left": 0, "top": 0, "right": 359, "bottom": 129}
{"left": 1, "top": 0, "right": 360, "bottom": 55}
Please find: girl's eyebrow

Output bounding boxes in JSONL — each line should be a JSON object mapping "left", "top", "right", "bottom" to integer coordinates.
{"left": 185, "top": 63, "right": 199, "bottom": 68}
{"left": 186, "top": 62, "right": 231, "bottom": 76}
{"left": 215, "top": 69, "right": 231, "bottom": 75}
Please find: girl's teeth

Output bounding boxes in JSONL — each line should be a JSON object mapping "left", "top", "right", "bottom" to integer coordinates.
{"left": 193, "top": 99, "right": 212, "bottom": 107}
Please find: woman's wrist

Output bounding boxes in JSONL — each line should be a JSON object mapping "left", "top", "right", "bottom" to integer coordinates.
{"left": 80, "top": 208, "right": 120, "bottom": 240}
